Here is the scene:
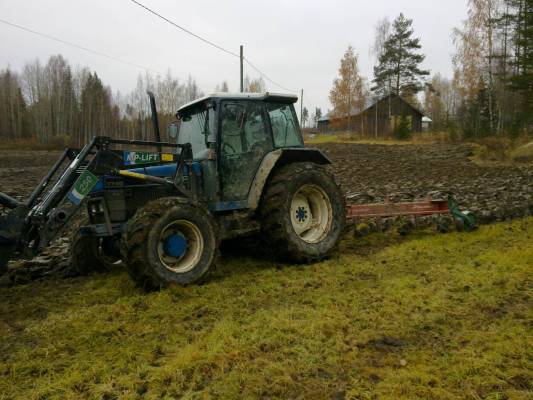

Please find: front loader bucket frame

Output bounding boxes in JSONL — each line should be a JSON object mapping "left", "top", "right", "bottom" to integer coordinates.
{"left": 0, "top": 146, "right": 82, "bottom": 273}
{"left": 0, "top": 136, "right": 191, "bottom": 275}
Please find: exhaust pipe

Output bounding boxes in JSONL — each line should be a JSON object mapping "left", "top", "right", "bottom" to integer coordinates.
{"left": 146, "top": 90, "right": 162, "bottom": 152}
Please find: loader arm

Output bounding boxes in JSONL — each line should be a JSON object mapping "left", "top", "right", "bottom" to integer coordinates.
{"left": 0, "top": 136, "right": 193, "bottom": 274}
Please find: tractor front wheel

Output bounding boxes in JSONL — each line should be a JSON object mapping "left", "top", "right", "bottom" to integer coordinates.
{"left": 70, "top": 229, "right": 118, "bottom": 275}
{"left": 121, "top": 197, "right": 218, "bottom": 290}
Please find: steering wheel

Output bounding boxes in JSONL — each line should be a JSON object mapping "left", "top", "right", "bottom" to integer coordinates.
{"left": 222, "top": 142, "right": 236, "bottom": 155}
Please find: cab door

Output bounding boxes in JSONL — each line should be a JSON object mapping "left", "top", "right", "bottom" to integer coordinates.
{"left": 219, "top": 100, "right": 273, "bottom": 201}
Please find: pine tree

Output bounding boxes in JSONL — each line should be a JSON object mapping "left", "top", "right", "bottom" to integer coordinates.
{"left": 372, "top": 13, "right": 430, "bottom": 98}
{"left": 315, "top": 107, "right": 322, "bottom": 127}
{"left": 394, "top": 114, "right": 411, "bottom": 140}
{"left": 507, "top": 0, "right": 532, "bottom": 130}
{"left": 302, "top": 107, "right": 309, "bottom": 127}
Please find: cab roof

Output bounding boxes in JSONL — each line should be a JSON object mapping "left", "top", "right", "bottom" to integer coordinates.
{"left": 177, "top": 92, "right": 298, "bottom": 114}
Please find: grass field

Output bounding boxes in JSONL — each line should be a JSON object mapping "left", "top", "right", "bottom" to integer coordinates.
{"left": 1, "top": 218, "right": 532, "bottom": 400}
{"left": 303, "top": 132, "right": 449, "bottom": 146}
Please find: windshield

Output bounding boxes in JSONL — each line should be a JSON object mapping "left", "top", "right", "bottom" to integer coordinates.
{"left": 177, "top": 106, "right": 215, "bottom": 159}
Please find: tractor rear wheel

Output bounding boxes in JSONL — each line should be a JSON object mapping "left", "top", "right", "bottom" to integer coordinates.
{"left": 121, "top": 197, "right": 218, "bottom": 290}
{"left": 260, "top": 162, "right": 345, "bottom": 262}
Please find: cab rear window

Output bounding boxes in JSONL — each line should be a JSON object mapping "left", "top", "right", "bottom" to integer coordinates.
{"left": 266, "top": 102, "right": 303, "bottom": 148}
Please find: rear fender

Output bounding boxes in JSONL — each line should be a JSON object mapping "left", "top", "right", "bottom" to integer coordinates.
{"left": 247, "top": 148, "right": 331, "bottom": 210}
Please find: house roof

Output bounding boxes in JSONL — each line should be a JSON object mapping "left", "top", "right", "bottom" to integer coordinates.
{"left": 318, "top": 94, "right": 425, "bottom": 122}
{"left": 317, "top": 112, "right": 331, "bottom": 122}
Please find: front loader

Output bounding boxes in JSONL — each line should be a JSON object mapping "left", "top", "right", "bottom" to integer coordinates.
{"left": 0, "top": 92, "right": 346, "bottom": 289}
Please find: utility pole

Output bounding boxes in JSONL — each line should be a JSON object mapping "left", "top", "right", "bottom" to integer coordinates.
{"left": 375, "top": 96, "right": 378, "bottom": 139}
{"left": 240, "top": 45, "right": 244, "bottom": 93}
{"left": 347, "top": 69, "right": 352, "bottom": 133}
{"left": 300, "top": 89, "right": 304, "bottom": 128}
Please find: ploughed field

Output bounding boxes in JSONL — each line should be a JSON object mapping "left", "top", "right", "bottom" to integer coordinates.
{"left": 0, "top": 143, "right": 532, "bottom": 284}
{"left": 2, "top": 143, "right": 532, "bottom": 220}
{"left": 316, "top": 142, "right": 533, "bottom": 223}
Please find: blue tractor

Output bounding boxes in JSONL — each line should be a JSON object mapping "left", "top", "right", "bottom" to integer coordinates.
{"left": 0, "top": 92, "right": 345, "bottom": 289}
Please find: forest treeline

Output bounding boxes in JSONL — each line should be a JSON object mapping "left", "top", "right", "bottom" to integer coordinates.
{"left": 0, "top": 53, "right": 268, "bottom": 147}
{"left": 328, "top": 0, "right": 531, "bottom": 138}
{"left": 0, "top": 54, "right": 208, "bottom": 146}
{"left": 439, "top": 0, "right": 532, "bottom": 137}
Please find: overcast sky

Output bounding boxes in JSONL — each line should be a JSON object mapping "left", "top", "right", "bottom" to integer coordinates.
{"left": 0, "top": 0, "right": 468, "bottom": 114}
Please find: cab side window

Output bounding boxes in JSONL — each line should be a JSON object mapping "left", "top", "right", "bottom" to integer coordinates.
{"left": 219, "top": 101, "right": 272, "bottom": 200}
{"left": 220, "top": 103, "right": 246, "bottom": 155}
{"left": 266, "top": 102, "right": 303, "bottom": 147}
{"left": 220, "top": 102, "right": 271, "bottom": 155}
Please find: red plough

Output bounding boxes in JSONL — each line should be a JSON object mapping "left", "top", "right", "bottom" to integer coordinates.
{"left": 345, "top": 195, "right": 476, "bottom": 233}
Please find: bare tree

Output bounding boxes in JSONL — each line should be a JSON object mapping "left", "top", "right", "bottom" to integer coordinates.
{"left": 244, "top": 76, "right": 266, "bottom": 93}
{"left": 214, "top": 80, "right": 229, "bottom": 92}
{"left": 329, "top": 46, "right": 367, "bottom": 132}
{"left": 371, "top": 17, "right": 391, "bottom": 63}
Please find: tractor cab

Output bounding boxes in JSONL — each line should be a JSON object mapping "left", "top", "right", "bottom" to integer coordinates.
{"left": 169, "top": 93, "right": 304, "bottom": 209}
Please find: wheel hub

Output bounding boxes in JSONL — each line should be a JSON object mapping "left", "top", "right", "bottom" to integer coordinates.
{"left": 295, "top": 205, "right": 309, "bottom": 223}
{"left": 164, "top": 234, "right": 188, "bottom": 257}
{"left": 157, "top": 219, "right": 204, "bottom": 273}
{"left": 290, "top": 185, "right": 333, "bottom": 243}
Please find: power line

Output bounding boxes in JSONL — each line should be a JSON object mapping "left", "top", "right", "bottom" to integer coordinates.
{"left": 129, "top": 0, "right": 298, "bottom": 94}
{"left": 129, "top": 0, "right": 240, "bottom": 58}
{"left": 0, "top": 18, "right": 164, "bottom": 75}
{"left": 2, "top": 5, "right": 302, "bottom": 96}
{"left": 243, "top": 58, "right": 298, "bottom": 93}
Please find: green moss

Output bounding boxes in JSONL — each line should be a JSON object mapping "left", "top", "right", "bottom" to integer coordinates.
{"left": 1, "top": 218, "right": 532, "bottom": 399}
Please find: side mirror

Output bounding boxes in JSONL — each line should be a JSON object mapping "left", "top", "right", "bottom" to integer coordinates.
{"left": 167, "top": 122, "right": 178, "bottom": 139}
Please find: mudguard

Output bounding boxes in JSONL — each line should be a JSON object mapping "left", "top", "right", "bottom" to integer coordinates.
{"left": 247, "top": 148, "right": 331, "bottom": 210}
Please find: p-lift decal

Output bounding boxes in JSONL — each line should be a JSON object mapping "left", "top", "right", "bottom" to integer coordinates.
{"left": 123, "top": 151, "right": 175, "bottom": 165}
{"left": 123, "top": 151, "right": 161, "bottom": 166}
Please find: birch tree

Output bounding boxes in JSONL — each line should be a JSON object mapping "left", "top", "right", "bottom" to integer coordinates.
{"left": 329, "top": 46, "right": 367, "bottom": 131}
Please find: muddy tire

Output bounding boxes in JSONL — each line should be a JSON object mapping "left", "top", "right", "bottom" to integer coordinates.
{"left": 259, "top": 162, "right": 345, "bottom": 262}
{"left": 0, "top": 243, "right": 15, "bottom": 276}
{"left": 121, "top": 197, "right": 218, "bottom": 290}
{"left": 70, "top": 229, "right": 116, "bottom": 275}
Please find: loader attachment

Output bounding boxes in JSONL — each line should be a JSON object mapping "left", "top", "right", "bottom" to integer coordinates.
{"left": 0, "top": 205, "right": 28, "bottom": 274}
{"left": 0, "top": 145, "right": 81, "bottom": 273}
{"left": 0, "top": 136, "right": 192, "bottom": 275}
